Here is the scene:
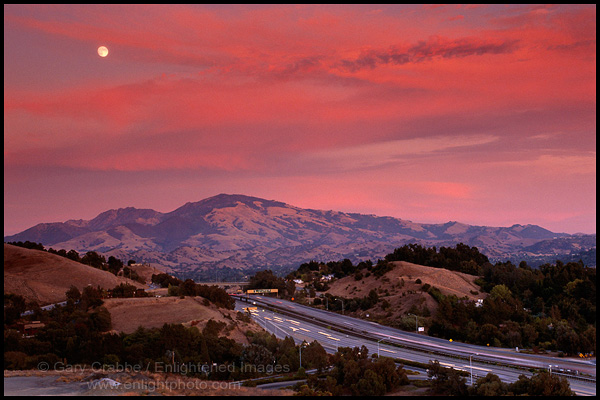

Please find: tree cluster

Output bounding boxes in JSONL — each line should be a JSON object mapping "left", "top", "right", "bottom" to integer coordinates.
{"left": 109, "top": 283, "right": 147, "bottom": 298}
{"left": 321, "top": 289, "right": 380, "bottom": 313}
{"left": 151, "top": 274, "right": 234, "bottom": 309}
{"left": 288, "top": 259, "right": 374, "bottom": 281}
{"left": 178, "top": 280, "right": 235, "bottom": 310}
{"left": 385, "top": 243, "right": 489, "bottom": 275}
{"left": 428, "top": 260, "right": 596, "bottom": 355}
{"left": 296, "top": 345, "right": 409, "bottom": 396}
{"left": 246, "top": 270, "right": 296, "bottom": 299}
{"left": 4, "top": 294, "right": 28, "bottom": 325}
{"left": 427, "top": 360, "right": 574, "bottom": 396}
{"left": 4, "top": 290, "right": 112, "bottom": 370}
{"left": 151, "top": 273, "right": 183, "bottom": 288}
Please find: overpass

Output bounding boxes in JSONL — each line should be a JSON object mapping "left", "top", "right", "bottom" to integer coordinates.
{"left": 195, "top": 281, "right": 249, "bottom": 287}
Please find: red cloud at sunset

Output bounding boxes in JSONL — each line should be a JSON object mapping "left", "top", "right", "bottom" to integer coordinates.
{"left": 3, "top": 4, "right": 596, "bottom": 235}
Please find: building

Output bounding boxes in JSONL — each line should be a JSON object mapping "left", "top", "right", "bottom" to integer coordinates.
{"left": 17, "top": 321, "right": 45, "bottom": 337}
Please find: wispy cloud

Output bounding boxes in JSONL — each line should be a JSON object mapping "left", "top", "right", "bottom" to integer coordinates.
{"left": 490, "top": 153, "right": 596, "bottom": 176}
{"left": 299, "top": 135, "right": 499, "bottom": 172}
{"left": 337, "top": 36, "right": 519, "bottom": 72}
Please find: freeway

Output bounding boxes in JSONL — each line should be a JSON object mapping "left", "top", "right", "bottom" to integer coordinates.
{"left": 234, "top": 295, "right": 596, "bottom": 396}
{"left": 21, "top": 301, "right": 68, "bottom": 316}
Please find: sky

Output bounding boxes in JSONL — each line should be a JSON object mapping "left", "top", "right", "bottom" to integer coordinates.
{"left": 4, "top": 4, "right": 596, "bottom": 236}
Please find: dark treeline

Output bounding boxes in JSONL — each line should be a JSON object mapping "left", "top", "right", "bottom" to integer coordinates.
{"left": 246, "top": 269, "right": 297, "bottom": 298}
{"left": 286, "top": 243, "right": 489, "bottom": 285}
{"left": 426, "top": 259, "right": 596, "bottom": 355}
{"left": 151, "top": 273, "right": 235, "bottom": 310}
{"left": 384, "top": 242, "right": 489, "bottom": 275}
{"left": 295, "top": 345, "right": 409, "bottom": 396}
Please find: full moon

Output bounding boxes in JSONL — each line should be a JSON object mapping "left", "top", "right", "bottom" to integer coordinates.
{"left": 97, "top": 46, "right": 109, "bottom": 57}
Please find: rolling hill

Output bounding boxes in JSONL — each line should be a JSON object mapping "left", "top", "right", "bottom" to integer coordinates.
{"left": 4, "top": 194, "right": 595, "bottom": 280}
{"left": 102, "top": 296, "right": 262, "bottom": 344}
{"left": 3, "top": 243, "right": 146, "bottom": 305}
{"left": 321, "top": 261, "right": 484, "bottom": 326}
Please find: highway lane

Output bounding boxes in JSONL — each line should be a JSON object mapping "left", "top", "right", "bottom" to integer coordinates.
{"left": 237, "top": 302, "right": 521, "bottom": 383}
{"left": 240, "top": 295, "right": 596, "bottom": 374}
{"left": 235, "top": 295, "right": 596, "bottom": 396}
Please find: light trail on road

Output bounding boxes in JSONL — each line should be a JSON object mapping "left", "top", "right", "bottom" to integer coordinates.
{"left": 234, "top": 295, "right": 596, "bottom": 396}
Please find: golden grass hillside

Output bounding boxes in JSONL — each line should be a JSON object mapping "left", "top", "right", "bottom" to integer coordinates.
{"left": 102, "top": 296, "right": 263, "bottom": 344}
{"left": 3, "top": 243, "right": 146, "bottom": 305}
{"left": 323, "top": 261, "right": 485, "bottom": 323}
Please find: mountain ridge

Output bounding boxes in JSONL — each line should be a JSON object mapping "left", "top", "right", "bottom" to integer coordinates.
{"left": 4, "top": 194, "right": 595, "bottom": 278}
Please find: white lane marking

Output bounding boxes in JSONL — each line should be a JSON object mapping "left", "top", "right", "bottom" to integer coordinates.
{"left": 462, "top": 365, "right": 492, "bottom": 372}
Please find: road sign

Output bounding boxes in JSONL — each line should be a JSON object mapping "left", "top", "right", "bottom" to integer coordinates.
{"left": 246, "top": 289, "right": 279, "bottom": 294}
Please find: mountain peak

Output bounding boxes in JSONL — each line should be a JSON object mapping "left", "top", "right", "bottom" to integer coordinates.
{"left": 5, "top": 194, "right": 592, "bottom": 274}
{"left": 173, "top": 194, "right": 288, "bottom": 215}
{"left": 89, "top": 207, "right": 163, "bottom": 230}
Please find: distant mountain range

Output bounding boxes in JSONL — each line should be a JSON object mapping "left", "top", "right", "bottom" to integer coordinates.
{"left": 4, "top": 194, "right": 596, "bottom": 279}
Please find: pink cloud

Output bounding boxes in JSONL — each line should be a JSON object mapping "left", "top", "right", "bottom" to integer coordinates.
{"left": 4, "top": 5, "right": 596, "bottom": 235}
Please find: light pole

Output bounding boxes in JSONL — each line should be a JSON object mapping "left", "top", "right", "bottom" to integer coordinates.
{"left": 408, "top": 313, "right": 418, "bottom": 333}
{"left": 469, "top": 353, "right": 479, "bottom": 386}
{"left": 338, "top": 298, "right": 344, "bottom": 315}
{"left": 470, "top": 354, "right": 473, "bottom": 385}
{"left": 299, "top": 341, "right": 307, "bottom": 369}
{"left": 377, "top": 338, "right": 384, "bottom": 358}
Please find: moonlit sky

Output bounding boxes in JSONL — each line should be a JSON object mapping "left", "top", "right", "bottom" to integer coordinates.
{"left": 4, "top": 4, "right": 596, "bottom": 236}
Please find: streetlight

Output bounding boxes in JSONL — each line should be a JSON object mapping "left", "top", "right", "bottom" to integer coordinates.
{"left": 299, "top": 341, "right": 307, "bottom": 369}
{"left": 469, "top": 354, "right": 478, "bottom": 386}
{"left": 337, "top": 298, "right": 344, "bottom": 315}
{"left": 377, "top": 338, "right": 384, "bottom": 358}
{"left": 408, "top": 313, "right": 418, "bottom": 333}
